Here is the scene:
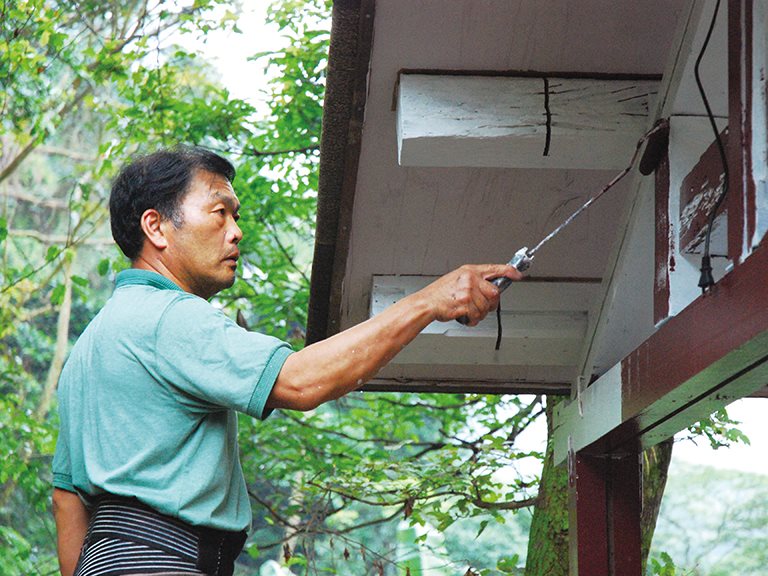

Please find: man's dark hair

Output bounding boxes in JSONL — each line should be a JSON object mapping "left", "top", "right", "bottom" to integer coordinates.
{"left": 109, "top": 146, "right": 236, "bottom": 260}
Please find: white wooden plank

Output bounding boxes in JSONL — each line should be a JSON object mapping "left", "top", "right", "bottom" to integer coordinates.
{"left": 751, "top": 1, "right": 768, "bottom": 252}
{"left": 553, "top": 364, "right": 623, "bottom": 465}
{"left": 371, "top": 275, "right": 599, "bottom": 369}
{"left": 397, "top": 74, "right": 658, "bottom": 169}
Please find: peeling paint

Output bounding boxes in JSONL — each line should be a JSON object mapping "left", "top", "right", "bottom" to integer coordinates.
{"left": 669, "top": 223, "right": 676, "bottom": 273}
{"left": 678, "top": 130, "right": 729, "bottom": 254}
{"left": 679, "top": 178, "right": 722, "bottom": 229}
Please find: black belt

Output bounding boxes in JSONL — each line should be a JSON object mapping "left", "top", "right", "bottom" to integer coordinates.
{"left": 75, "top": 494, "right": 247, "bottom": 576}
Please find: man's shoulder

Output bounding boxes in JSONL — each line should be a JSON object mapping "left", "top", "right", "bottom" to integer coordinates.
{"left": 78, "top": 284, "right": 199, "bottom": 344}
{"left": 111, "top": 282, "right": 198, "bottom": 315}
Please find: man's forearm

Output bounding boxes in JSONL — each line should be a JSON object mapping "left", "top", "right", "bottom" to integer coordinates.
{"left": 268, "top": 263, "right": 520, "bottom": 411}
{"left": 271, "top": 289, "right": 433, "bottom": 410}
{"left": 53, "top": 488, "right": 90, "bottom": 576}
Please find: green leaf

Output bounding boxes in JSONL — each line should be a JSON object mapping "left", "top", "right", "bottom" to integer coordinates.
{"left": 0, "top": 218, "right": 7, "bottom": 242}
{"left": 245, "top": 544, "right": 260, "bottom": 560}
{"left": 50, "top": 284, "right": 65, "bottom": 305}
{"left": 97, "top": 259, "right": 111, "bottom": 276}
{"left": 45, "top": 246, "right": 60, "bottom": 261}
{"left": 476, "top": 519, "right": 489, "bottom": 538}
{"left": 71, "top": 275, "right": 89, "bottom": 287}
{"left": 496, "top": 554, "right": 520, "bottom": 573}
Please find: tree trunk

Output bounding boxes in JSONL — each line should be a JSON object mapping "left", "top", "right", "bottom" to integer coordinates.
{"left": 641, "top": 438, "right": 674, "bottom": 572}
{"left": 524, "top": 398, "right": 674, "bottom": 575}
{"left": 35, "top": 253, "right": 74, "bottom": 420}
{"left": 524, "top": 396, "right": 568, "bottom": 576}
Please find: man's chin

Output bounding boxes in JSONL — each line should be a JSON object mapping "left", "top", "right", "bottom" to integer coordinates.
{"left": 202, "top": 275, "right": 237, "bottom": 299}
{"left": 222, "top": 271, "right": 237, "bottom": 289}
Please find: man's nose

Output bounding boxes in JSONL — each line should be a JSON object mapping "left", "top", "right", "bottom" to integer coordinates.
{"left": 230, "top": 221, "right": 243, "bottom": 244}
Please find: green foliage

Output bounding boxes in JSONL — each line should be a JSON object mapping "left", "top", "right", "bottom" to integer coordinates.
{"left": 649, "top": 462, "right": 768, "bottom": 575}
{"left": 0, "top": 526, "right": 34, "bottom": 575}
{"left": 0, "top": 394, "right": 55, "bottom": 501}
{"left": 0, "top": 0, "right": 315, "bottom": 571}
{"left": 238, "top": 392, "right": 543, "bottom": 573}
{"left": 684, "top": 408, "right": 751, "bottom": 449}
{"left": 497, "top": 554, "right": 522, "bottom": 574}
{"left": 648, "top": 551, "right": 680, "bottom": 576}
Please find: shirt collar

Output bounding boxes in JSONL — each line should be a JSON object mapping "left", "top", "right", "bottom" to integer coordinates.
{"left": 115, "top": 269, "right": 184, "bottom": 292}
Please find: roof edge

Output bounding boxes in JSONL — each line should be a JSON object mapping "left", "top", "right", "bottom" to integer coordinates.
{"left": 305, "top": 0, "right": 375, "bottom": 346}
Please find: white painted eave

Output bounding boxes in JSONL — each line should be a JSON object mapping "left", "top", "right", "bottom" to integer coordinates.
{"left": 397, "top": 74, "right": 659, "bottom": 170}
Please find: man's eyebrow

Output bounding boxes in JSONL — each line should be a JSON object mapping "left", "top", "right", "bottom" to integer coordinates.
{"left": 210, "top": 190, "right": 240, "bottom": 212}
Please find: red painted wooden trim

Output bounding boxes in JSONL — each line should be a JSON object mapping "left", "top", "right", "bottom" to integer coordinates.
{"left": 654, "top": 148, "right": 671, "bottom": 325}
{"left": 620, "top": 239, "right": 768, "bottom": 419}
{"left": 678, "top": 129, "right": 730, "bottom": 255}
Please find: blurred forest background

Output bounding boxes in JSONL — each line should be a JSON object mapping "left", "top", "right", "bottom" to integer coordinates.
{"left": 1, "top": 1, "right": 766, "bottom": 575}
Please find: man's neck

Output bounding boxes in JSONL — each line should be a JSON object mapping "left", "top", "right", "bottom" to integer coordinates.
{"left": 132, "top": 255, "right": 192, "bottom": 295}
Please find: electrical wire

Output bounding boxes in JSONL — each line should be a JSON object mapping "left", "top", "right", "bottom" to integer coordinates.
{"left": 494, "top": 304, "right": 502, "bottom": 350}
{"left": 693, "top": 0, "right": 729, "bottom": 293}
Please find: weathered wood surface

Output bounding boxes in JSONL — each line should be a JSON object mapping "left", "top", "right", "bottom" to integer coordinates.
{"left": 397, "top": 74, "right": 658, "bottom": 170}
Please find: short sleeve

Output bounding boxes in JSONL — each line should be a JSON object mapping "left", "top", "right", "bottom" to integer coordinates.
{"left": 154, "top": 296, "right": 292, "bottom": 419}
{"left": 52, "top": 421, "right": 75, "bottom": 492}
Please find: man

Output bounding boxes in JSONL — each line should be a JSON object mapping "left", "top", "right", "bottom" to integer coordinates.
{"left": 52, "top": 146, "right": 521, "bottom": 576}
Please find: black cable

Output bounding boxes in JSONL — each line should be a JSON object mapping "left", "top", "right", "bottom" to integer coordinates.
{"left": 693, "top": 0, "right": 729, "bottom": 293}
{"left": 494, "top": 304, "right": 502, "bottom": 351}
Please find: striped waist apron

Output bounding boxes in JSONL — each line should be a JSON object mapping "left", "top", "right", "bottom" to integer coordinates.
{"left": 74, "top": 495, "right": 247, "bottom": 576}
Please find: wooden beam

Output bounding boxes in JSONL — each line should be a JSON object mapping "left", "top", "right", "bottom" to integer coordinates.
{"left": 361, "top": 378, "right": 570, "bottom": 396}
{"left": 666, "top": 116, "right": 730, "bottom": 318}
{"left": 370, "top": 275, "right": 601, "bottom": 387}
{"left": 397, "top": 74, "right": 658, "bottom": 170}
{"left": 575, "top": 0, "right": 727, "bottom": 391}
{"left": 678, "top": 128, "right": 730, "bottom": 255}
{"left": 554, "top": 241, "right": 768, "bottom": 464}
{"left": 558, "top": 0, "right": 766, "bottom": 464}
{"left": 749, "top": 1, "right": 768, "bottom": 248}
{"left": 569, "top": 454, "right": 609, "bottom": 576}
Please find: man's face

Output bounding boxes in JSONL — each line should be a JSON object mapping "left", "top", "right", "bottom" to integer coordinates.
{"left": 162, "top": 170, "right": 242, "bottom": 299}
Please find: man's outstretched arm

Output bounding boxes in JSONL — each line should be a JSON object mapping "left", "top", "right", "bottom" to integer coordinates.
{"left": 53, "top": 488, "right": 90, "bottom": 576}
{"left": 268, "top": 263, "right": 521, "bottom": 411}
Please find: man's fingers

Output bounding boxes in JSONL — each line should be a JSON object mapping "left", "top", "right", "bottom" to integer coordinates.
{"left": 469, "top": 263, "right": 522, "bottom": 322}
{"left": 429, "top": 263, "right": 524, "bottom": 324}
{"left": 481, "top": 263, "right": 523, "bottom": 282}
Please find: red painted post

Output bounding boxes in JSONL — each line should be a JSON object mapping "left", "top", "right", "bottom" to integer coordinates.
{"left": 608, "top": 453, "right": 642, "bottom": 576}
{"left": 569, "top": 451, "right": 642, "bottom": 576}
{"left": 569, "top": 453, "right": 608, "bottom": 575}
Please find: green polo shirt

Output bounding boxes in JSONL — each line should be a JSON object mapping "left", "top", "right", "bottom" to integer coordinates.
{"left": 52, "top": 269, "right": 293, "bottom": 531}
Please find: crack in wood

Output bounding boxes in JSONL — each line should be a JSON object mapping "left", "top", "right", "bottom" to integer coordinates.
{"left": 543, "top": 76, "right": 552, "bottom": 156}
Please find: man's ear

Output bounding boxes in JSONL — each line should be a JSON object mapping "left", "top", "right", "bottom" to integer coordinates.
{"left": 139, "top": 209, "right": 169, "bottom": 251}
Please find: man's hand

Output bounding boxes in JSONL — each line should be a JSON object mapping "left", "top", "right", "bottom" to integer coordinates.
{"left": 419, "top": 263, "right": 522, "bottom": 325}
